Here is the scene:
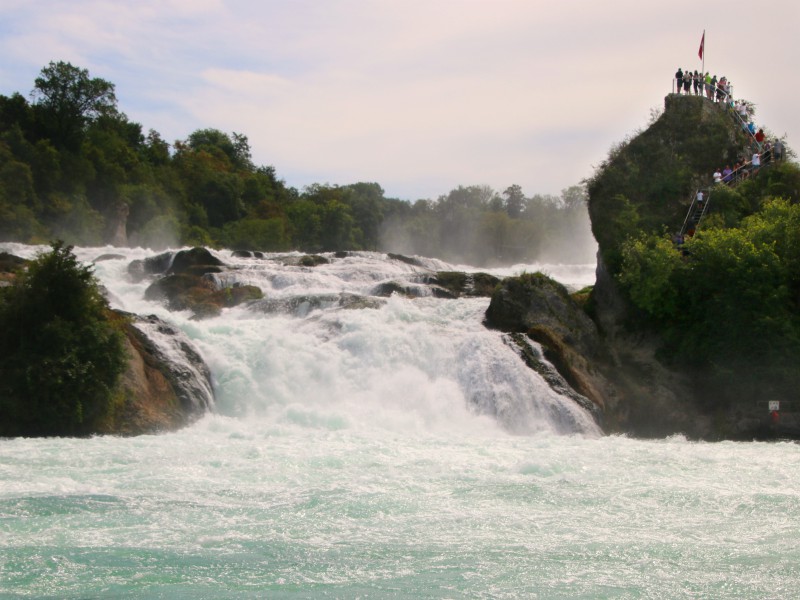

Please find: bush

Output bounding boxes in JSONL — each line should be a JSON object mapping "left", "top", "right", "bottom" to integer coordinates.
{"left": 0, "top": 241, "right": 126, "bottom": 436}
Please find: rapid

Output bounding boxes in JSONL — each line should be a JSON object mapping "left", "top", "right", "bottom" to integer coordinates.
{"left": 1, "top": 244, "right": 799, "bottom": 599}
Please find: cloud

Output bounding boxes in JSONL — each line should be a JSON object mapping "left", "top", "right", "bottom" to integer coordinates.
{"left": 1, "top": 0, "right": 797, "bottom": 200}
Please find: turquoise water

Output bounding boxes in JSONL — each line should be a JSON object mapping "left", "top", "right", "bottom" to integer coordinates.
{"left": 3, "top": 428, "right": 799, "bottom": 598}
{"left": 2, "top": 246, "right": 798, "bottom": 598}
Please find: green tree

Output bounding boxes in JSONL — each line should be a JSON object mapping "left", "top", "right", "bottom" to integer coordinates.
{"left": 502, "top": 184, "right": 525, "bottom": 218}
{"left": 0, "top": 242, "right": 127, "bottom": 436}
{"left": 186, "top": 128, "right": 253, "bottom": 171}
{"left": 618, "top": 233, "right": 683, "bottom": 320}
{"left": 222, "top": 217, "right": 289, "bottom": 251}
{"left": 31, "top": 61, "right": 118, "bottom": 150}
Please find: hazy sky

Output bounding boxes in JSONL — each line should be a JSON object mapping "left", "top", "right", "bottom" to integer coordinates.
{"left": 1, "top": 0, "right": 797, "bottom": 201}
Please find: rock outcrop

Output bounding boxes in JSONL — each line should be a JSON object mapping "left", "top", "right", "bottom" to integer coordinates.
{"left": 98, "top": 312, "right": 215, "bottom": 435}
{"left": 487, "top": 94, "right": 798, "bottom": 440}
{"left": 484, "top": 269, "right": 713, "bottom": 437}
{"left": 0, "top": 251, "right": 215, "bottom": 437}
{"left": 131, "top": 247, "right": 263, "bottom": 319}
{"left": 485, "top": 273, "right": 611, "bottom": 413}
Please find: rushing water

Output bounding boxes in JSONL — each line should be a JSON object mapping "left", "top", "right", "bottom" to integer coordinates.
{"left": 1, "top": 245, "right": 799, "bottom": 599}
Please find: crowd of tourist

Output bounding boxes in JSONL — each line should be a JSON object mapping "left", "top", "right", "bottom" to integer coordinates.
{"left": 672, "top": 67, "right": 786, "bottom": 184}
{"left": 669, "top": 67, "right": 788, "bottom": 243}
{"left": 673, "top": 68, "right": 731, "bottom": 102}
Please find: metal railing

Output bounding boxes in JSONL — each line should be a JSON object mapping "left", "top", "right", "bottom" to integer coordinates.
{"left": 680, "top": 189, "right": 711, "bottom": 236}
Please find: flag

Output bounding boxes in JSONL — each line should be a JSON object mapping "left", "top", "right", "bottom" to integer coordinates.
{"left": 698, "top": 31, "right": 705, "bottom": 60}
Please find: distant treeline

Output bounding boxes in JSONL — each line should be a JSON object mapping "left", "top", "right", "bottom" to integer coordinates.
{"left": 0, "top": 61, "right": 595, "bottom": 265}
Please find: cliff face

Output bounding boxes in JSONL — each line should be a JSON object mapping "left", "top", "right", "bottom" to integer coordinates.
{"left": 485, "top": 269, "right": 711, "bottom": 437}
{"left": 588, "top": 94, "right": 749, "bottom": 275}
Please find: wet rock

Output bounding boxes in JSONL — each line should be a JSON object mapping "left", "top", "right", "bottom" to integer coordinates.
{"left": 299, "top": 254, "right": 330, "bottom": 267}
{"left": 127, "top": 251, "right": 174, "bottom": 282}
{"left": 250, "top": 292, "right": 384, "bottom": 317}
{"left": 167, "top": 247, "right": 224, "bottom": 275}
{"left": 371, "top": 281, "right": 430, "bottom": 298}
{"left": 485, "top": 272, "right": 611, "bottom": 414}
{"left": 421, "top": 271, "right": 500, "bottom": 298}
{"left": 387, "top": 253, "right": 427, "bottom": 268}
{"left": 102, "top": 312, "right": 214, "bottom": 435}
{"left": 145, "top": 274, "right": 262, "bottom": 319}
{"left": 93, "top": 253, "right": 127, "bottom": 262}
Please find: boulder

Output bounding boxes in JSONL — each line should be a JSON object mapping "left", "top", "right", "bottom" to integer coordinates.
{"left": 422, "top": 271, "right": 500, "bottom": 298}
{"left": 485, "top": 272, "right": 600, "bottom": 358}
{"left": 145, "top": 273, "right": 262, "bottom": 319}
{"left": 168, "top": 247, "right": 224, "bottom": 275}
{"left": 127, "top": 251, "right": 174, "bottom": 282}
{"left": 486, "top": 269, "right": 711, "bottom": 437}
{"left": 93, "top": 253, "right": 127, "bottom": 262}
{"left": 97, "top": 312, "right": 214, "bottom": 435}
{"left": 485, "top": 273, "right": 613, "bottom": 414}
{"left": 0, "top": 252, "right": 26, "bottom": 285}
{"left": 0, "top": 251, "right": 27, "bottom": 272}
{"left": 299, "top": 254, "right": 329, "bottom": 267}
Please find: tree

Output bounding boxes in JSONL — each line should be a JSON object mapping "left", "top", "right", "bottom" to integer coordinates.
{"left": 0, "top": 242, "right": 127, "bottom": 436}
{"left": 186, "top": 128, "right": 253, "bottom": 171}
{"left": 31, "top": 61, "right": 117, "bottom": 149}
{"left": 502, "top": 184, "right": 525, "bottom": 218}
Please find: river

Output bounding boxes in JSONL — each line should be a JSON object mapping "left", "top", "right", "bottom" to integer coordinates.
{"left": 1, "top": 244, "right": 798, "bottom": 599}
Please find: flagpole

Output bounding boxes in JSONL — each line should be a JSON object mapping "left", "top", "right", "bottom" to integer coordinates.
{"left": 700, "top": 30, "right": 705, "bottom": 75}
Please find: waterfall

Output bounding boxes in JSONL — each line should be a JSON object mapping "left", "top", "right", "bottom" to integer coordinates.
{"left": 9, "top": 244, "right": 601, "bottom": 437}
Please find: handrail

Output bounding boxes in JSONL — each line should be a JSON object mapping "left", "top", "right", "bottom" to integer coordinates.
{"left": 680, "top": 189, "right": 711, "bottom": 236}
{"left": 668, "top": 77, "right": 777, "bottom": 240}
{"left": 679, "top": 152, "right": 775, "bottom": 237}
{"left": 669, "top": 82, "right": 759, "bottom": 150}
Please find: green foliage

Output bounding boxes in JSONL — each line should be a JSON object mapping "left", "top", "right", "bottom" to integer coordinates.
{"left": 617, "top": 198, "right": 800, "bottom": 404}
{"left": 0, "top": 60, "right": 598, "bottom": 265}
{"left": 222, "top": 217, "right": 289, "bottom": 251}
{"left": 588, "top": 95, "right": 752, "bottom": 275}
{"left": 618, "top": 233, "right": 682, "bottom": 320}
{"left": 0, "top": 242, "right": 127, "bottom": 436}
{"left": 31, "top": 60, "right": 118, "bottom": 150}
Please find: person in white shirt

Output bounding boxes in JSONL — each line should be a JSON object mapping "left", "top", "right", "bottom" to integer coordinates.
{"left": 738, "top": 101, "right": 748, "bottom": 122}
{"left": 713, "top": 169, "right": 722, "bottom": 183}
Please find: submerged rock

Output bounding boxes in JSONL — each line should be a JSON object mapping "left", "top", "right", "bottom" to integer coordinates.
{"left": 387, "top": 253, "right": 427, "bottom": 268}
{"left": 421, "top": 271, "right": 500, "bottom": 298}
{"left": 250, "top": 292, "right": 384, "bottom": 317}
{"left": 299, "top": 254, "right": 329, "bottom": 267}
{"left": 93, "top": 253, "right": 127, "bottom": 262}
{"left": 371, "top": 281, "right": 431, "bottom": 298}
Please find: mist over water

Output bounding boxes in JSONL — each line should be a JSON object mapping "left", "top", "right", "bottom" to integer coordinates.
{"left": 2, "top": 244, "right": 798, "bottom": 599}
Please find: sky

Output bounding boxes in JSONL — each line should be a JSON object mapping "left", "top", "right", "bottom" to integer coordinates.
{"left": 1, "top": 0, "right": 797, "bottom": 202}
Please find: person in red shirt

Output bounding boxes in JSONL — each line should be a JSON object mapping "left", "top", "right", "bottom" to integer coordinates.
{"left": 755, "top": 128, "right": 766, "bottom": 149}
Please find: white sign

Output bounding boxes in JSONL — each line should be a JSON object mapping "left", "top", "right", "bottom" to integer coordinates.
{"left": 769, "top": 401, "right": 780, "bottom": 411}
